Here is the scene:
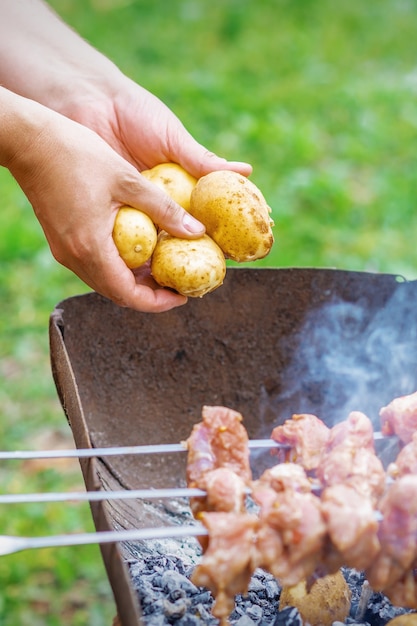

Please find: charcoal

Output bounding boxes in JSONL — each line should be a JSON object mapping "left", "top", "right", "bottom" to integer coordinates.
{"left": 168, "top": 589, "right": 186, "bottom": 603}
{"left": 128, "top": 546, "right": 414, "bottom": 626}
{"left": 192, "top": 590, "right": 211, "bottom": 605}
{"left": 271, "top": 606, "right": 303, "bottom": 626}
{"left": 162, "top": 597, "right": 189, "bottom": 620}
{"left": 143, "top": 615, "right": 169, "bottom": 626}
{"left": 129, "top": 556, "right": 417, "bottom": 626}
{"left": 363, "top": 591, "right": 411, "bottom": 626}
{"left": 192, "top": 602, "right": 216, "bottom": 623}
{"left": 234, "top": 616, "right": 258, "bottom": 626}
{"left": 249, "top": 577, "right": 268, "bottom": 595}
{"left": 264, "top": 580, "right": 280, "bottom": 601}
{"left": 174, "top": 616, "right": 203, "bottom": 626}
{"left": 246, "top": 603, "right": 264, "bottom": 621}
{"left": 231, "top": 604, "right": 246, "bottom": 619}
{"left": 160, "top": 572, "right": 187, "bottom": 595}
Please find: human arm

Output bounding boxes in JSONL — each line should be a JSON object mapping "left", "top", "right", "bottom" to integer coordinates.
{"left": 0, "top": 86, "right": 200, "bottom": 312}
{"left": 0, "top": 1, "right": 252, "bottom": 312}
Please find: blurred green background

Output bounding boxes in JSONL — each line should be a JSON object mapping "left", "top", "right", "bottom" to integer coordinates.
{"left": 1, "top": 0, "right": 417, "bottom": 623}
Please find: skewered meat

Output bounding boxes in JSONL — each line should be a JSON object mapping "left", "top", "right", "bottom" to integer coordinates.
{"left": 185, "top": 405, "right": 252, "bottom": 487}
{"left": 185, "top": 402, "right": 417, "bottom": 622}
{"left": 366, "top": 475, "right": 417, "bottom": 592}
{"left": 317, "top": 410, "right": 386, "bottom": 502}
{"left": 191, "top": 511, "right": 258, "bottom": 625}
{"left": 185, "top": 404, "right": 256, "bottom": 612}
{"left": 189, "top": 467, "right": 247, "bottom": 517}
{"left": 185, "top": 405, "right": 252, "bottom": 518}
{"left": 255, "top": 460, "right": 314, "bottom": 494}
{"left": 326, "top": 410, "right": 376, "bottom": 452}
{"left": 387, "top": 432, "right": 417, "bottom": 479}
{"left": 389, "top": 432, "right": 417, "bottom": 478}
{"left": 252, "top": 464, "right": 327, "bottom": 587}
{"left": 382, "top": 567, "right": 417, "bottom": 609}
{"left": 321, "top": 484, "right": 380, "bottom": 571}
{"left": 270, "top": 413, "right": 330, "bottom": 470}
{"left": 316, "top": 445, "right": 386, "bottom": 502}
{"left": 380, "top": 390, "right": 417, "bottom": 444}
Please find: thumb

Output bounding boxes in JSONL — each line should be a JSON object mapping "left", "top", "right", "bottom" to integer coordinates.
{"left": 123, "top": 173, "right": 205, "bottom": 238}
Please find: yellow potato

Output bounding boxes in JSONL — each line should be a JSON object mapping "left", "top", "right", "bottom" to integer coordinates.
{"left": 279, "top": 572, "right": 352, "bottom": 626}
{"left": 151, "top": 231, "right": 226, "bottom": 298}
{"left": 189, "top": 170, "right": 274, "bottom": 262}
{"left": 141, "top": 163, "right": 197, "bottom": 210}
{"left": 112, "top": 206, "right": 157, "bottom": 269}
{"left": 386, "top": 616, "right": 417, "bottom": 626}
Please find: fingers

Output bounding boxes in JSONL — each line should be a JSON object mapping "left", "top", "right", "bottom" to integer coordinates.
{"left": 191, "top": 151, "right": 253, "bottom": 179}
{"left": 165, "top": 124, "right": 253, "bottom": 178}
{"left": 122, "top": 173, "right": 205, "bottom": 238}
{"left": 64, "top": 242, "right": 188, "bottom": 313}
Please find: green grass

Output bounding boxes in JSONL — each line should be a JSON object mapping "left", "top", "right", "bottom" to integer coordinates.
{"left": 1, "top": 0, "right": 417, "bottom": 623}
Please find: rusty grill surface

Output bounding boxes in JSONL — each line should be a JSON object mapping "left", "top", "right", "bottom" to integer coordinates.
{"left": 49, "top": 268, "right": 417, "bottom": 626}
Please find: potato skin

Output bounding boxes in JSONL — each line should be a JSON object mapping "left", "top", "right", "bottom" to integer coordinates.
{"left": 141, "top": 163, "right": 197, "bottom": 210}
{"left": 279, "top": 572, "right": 351, "bottom": 626}
{"left": 151, "top": 232, "right": 226, "bottom": 298}
{"left": 386, "top": 616, "right": 417, "bottom": 626}
{"left": 112, "top": 206, "right": 157, "bottom": 269}
{"left": 189, "top": 170, "right": 274, "bottom": 262}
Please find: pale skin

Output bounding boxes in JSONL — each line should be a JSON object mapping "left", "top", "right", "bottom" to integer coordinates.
{"left": 0, "top": 1, "right": 252, "bottom": 313}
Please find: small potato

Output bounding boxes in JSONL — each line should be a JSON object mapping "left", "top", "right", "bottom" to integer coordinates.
{"left": 280, "top": 571, "right": 352, "bottom": 626}
{"left": 151, "top": 231, "right": 226, "bottom": 298}
{"left": 141, "top": 163, "right": 197, "bottom": 210}
{"left": 189, "top": 170, "right": 274, "bottom": 262}
{"left": 386, "top": 616, "right": 417, "bottom": 626}
{"left": 113, "top": 206, "right": 157, "bottom": 269}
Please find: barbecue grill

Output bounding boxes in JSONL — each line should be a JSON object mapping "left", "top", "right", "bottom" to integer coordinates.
{"left": 47, "top": 267, "right": 417, "bottom": 626}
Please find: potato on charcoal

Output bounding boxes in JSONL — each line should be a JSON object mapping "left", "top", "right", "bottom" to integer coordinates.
{"left": 386, "top": 616, "right": 417, "bottom": 626}
{"left": 112, "top": 206, "right": 157, "bottom": 269}
{"left": 151, "top": 231, "right": 226, "bottom": 298}
{"left": 279, "top": 571, "right": 351, "bottom": 626}
{"left": 189, "top": 170, "right": 274, "bottom": 262}
{"left": 141, "top": 162, "right": 197, "bottom": 210}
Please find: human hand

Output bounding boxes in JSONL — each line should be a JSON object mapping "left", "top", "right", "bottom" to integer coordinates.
{"left": 0, "top": 2, "right": 253, "bottom": 312}
{"left": 62, "top": 78, "right": 252, "bottom": 181}
{"left": 2, "top": 91, "right": 206, "bottom": 313}
{"left": 50, "top": 80, "right": 253, "bottom": 312}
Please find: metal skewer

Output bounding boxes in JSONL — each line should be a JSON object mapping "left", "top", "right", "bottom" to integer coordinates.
{"left": 0, "top": 525, "right": 208, "bottom": 556}
{"left": 0, "top": 433, "right": 394, "bottom": 460}
{"left": 0, "top": 487, "right": 207, "bottom": 505}
{"left": 0, "top": 439, "right": 278, "bottom": 460}
{"left": 0, "top": 506, "right": 384, "bottom": 556}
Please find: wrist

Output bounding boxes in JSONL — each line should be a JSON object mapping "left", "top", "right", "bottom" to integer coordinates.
{"left": 0, "top": 88, "right": 48, "bottom": 169}
{"left": 0, "top": 0, "right": 125, "bottom": 122}
{"left": 52, "top": 67, "right": 125, "bottom": 126}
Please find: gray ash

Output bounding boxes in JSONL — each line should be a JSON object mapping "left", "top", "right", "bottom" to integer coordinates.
{"left": 128, "top": 556, "right": 412, "bottom": 626}
{"left": 125, "top": 482, "right": 414, "bottom": 626}
{"left": 344, "top": 569, "right": 412, "bottom": 626}
{"left": 128, "top": 555, "right": 280, "bottom": 626}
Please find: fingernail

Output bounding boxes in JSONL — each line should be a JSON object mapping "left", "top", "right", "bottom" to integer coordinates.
{"left": 183, "top": 212, "right": 205, "bottom": 234}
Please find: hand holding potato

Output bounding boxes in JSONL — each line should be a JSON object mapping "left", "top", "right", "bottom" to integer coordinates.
{"left": 112, "top": 206, "right": 157, "bottom": 269}
{"left": 151, "top": 231, "right": 226, "bottom": 297}
{"left": 141, "top": 163, "right": 197, "bottom": 211}
{"left": 189, "top": 170, "right": 274, "bottom": 262}
{"left": 113, "top": 163, "right": 275, "bottom": 299}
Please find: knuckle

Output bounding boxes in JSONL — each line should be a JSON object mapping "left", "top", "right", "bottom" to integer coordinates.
{"left": 196, "top": 150, "right": 227, "bottom": 177}
{"left": 155, "top": 196, "right": 183, "bottom": 228}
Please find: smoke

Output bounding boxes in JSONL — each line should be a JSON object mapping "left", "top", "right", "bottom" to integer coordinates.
{"left": 257, "top": 281, "right": 417, "bottom": 464}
